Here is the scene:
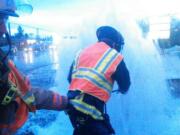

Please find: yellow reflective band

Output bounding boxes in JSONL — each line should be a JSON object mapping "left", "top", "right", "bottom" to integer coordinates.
{"left": 95, "top": 49, "right": 112, "bottom": 70}
{"left": 95, "top": 49, "right": 118, "bottom": 73}
{"left": 21, "top": 91, "right": 35, "bottom": 106}
{"left": 1, "top": 82, "right": 17, "bottom": 105}
{"left": 70, "top": 99, "right": 103, "bottom": 120}
{"left": 72, "top": 68, "right": 113, "bottom": 94}
{"left": 73, "top": 50, "right": 82, "bottom": 71}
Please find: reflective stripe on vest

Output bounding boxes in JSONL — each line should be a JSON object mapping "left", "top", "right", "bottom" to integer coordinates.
{"left": 69, "top": 42, "right": 123, "bottom": 102}
{"left": 70, "top": 94, "right": 103, "bottom": 120}
{"left": 8, "top": 60, "right": 35, "bottom": 108}
{"left": 20, "top": 90, "right": 35, "bottom": 106}
{"left": 73, "top": 50, "right": 82, "bottom": 72}
{"left": 72, "top": 68, "right": 113, "bottom": 95}
{"left": 95, "top": 48, "right": 119, "bottom": 73}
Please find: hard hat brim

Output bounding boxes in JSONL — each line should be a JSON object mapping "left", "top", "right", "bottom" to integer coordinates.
{"left": 0, "top": 9, "right": 19, "bottom": 17}
{"left": 96, "top": 26, "right": 125, "bottom": 45}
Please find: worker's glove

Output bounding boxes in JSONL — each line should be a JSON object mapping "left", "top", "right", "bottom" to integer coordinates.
{"left": 112, "top": 89, "right": 127, "bottom": 94}
{"left": 112, "top": 89, "right": 121, "bottom": 94}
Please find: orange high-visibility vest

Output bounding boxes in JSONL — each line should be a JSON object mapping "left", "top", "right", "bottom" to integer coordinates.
{"left": 0, "top": 60, "right": 31, "bottom": 133}
{"left": 69, "top": 42, "right": 123, "bottom": 102}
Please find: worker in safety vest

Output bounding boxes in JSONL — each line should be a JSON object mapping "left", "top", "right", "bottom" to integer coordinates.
{"left": 0, "top": 0, "right": 68, "bottom": 134}
{"left": 67, "top": 26, "right": 131, "bottom": 135}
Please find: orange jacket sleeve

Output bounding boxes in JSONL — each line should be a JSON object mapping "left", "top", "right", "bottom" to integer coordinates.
{"left": 31, "top": 87, "right": 68, "bottom": 111}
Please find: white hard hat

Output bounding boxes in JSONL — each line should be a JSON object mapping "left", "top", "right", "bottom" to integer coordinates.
{"left": 0, "top": 0, "right": 19, "bottom": 17}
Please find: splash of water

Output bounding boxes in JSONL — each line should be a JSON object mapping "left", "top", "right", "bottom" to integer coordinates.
{"left": 37, "top": 1, "right": 179, "bottom": 135}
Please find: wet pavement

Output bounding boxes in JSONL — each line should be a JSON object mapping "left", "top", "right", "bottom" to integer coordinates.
{"left": 12, "top": 49, "right": 59, "bottom": 89}
{"left": 10, "top": 40, "right": 180, "bottom": 135}
{"left": 13, "top": 38, "right": 81, "bottom": 135}
{"left": 12, "top": 48, "right": 61, "bottom": 135}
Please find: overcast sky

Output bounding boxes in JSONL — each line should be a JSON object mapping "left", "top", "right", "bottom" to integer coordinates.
{"left": 11, "top": 0, "right": 180, "bottom": 34}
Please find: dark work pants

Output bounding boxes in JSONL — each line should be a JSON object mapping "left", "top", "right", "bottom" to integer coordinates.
{"left": 67, "top": 91, "right": 115, "bottom": 135}
{"left": 72, "top": 120, "right": 111, "bottom": 135}
{"left": 68, "top": 108, "right": 113, "bottom": 135}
